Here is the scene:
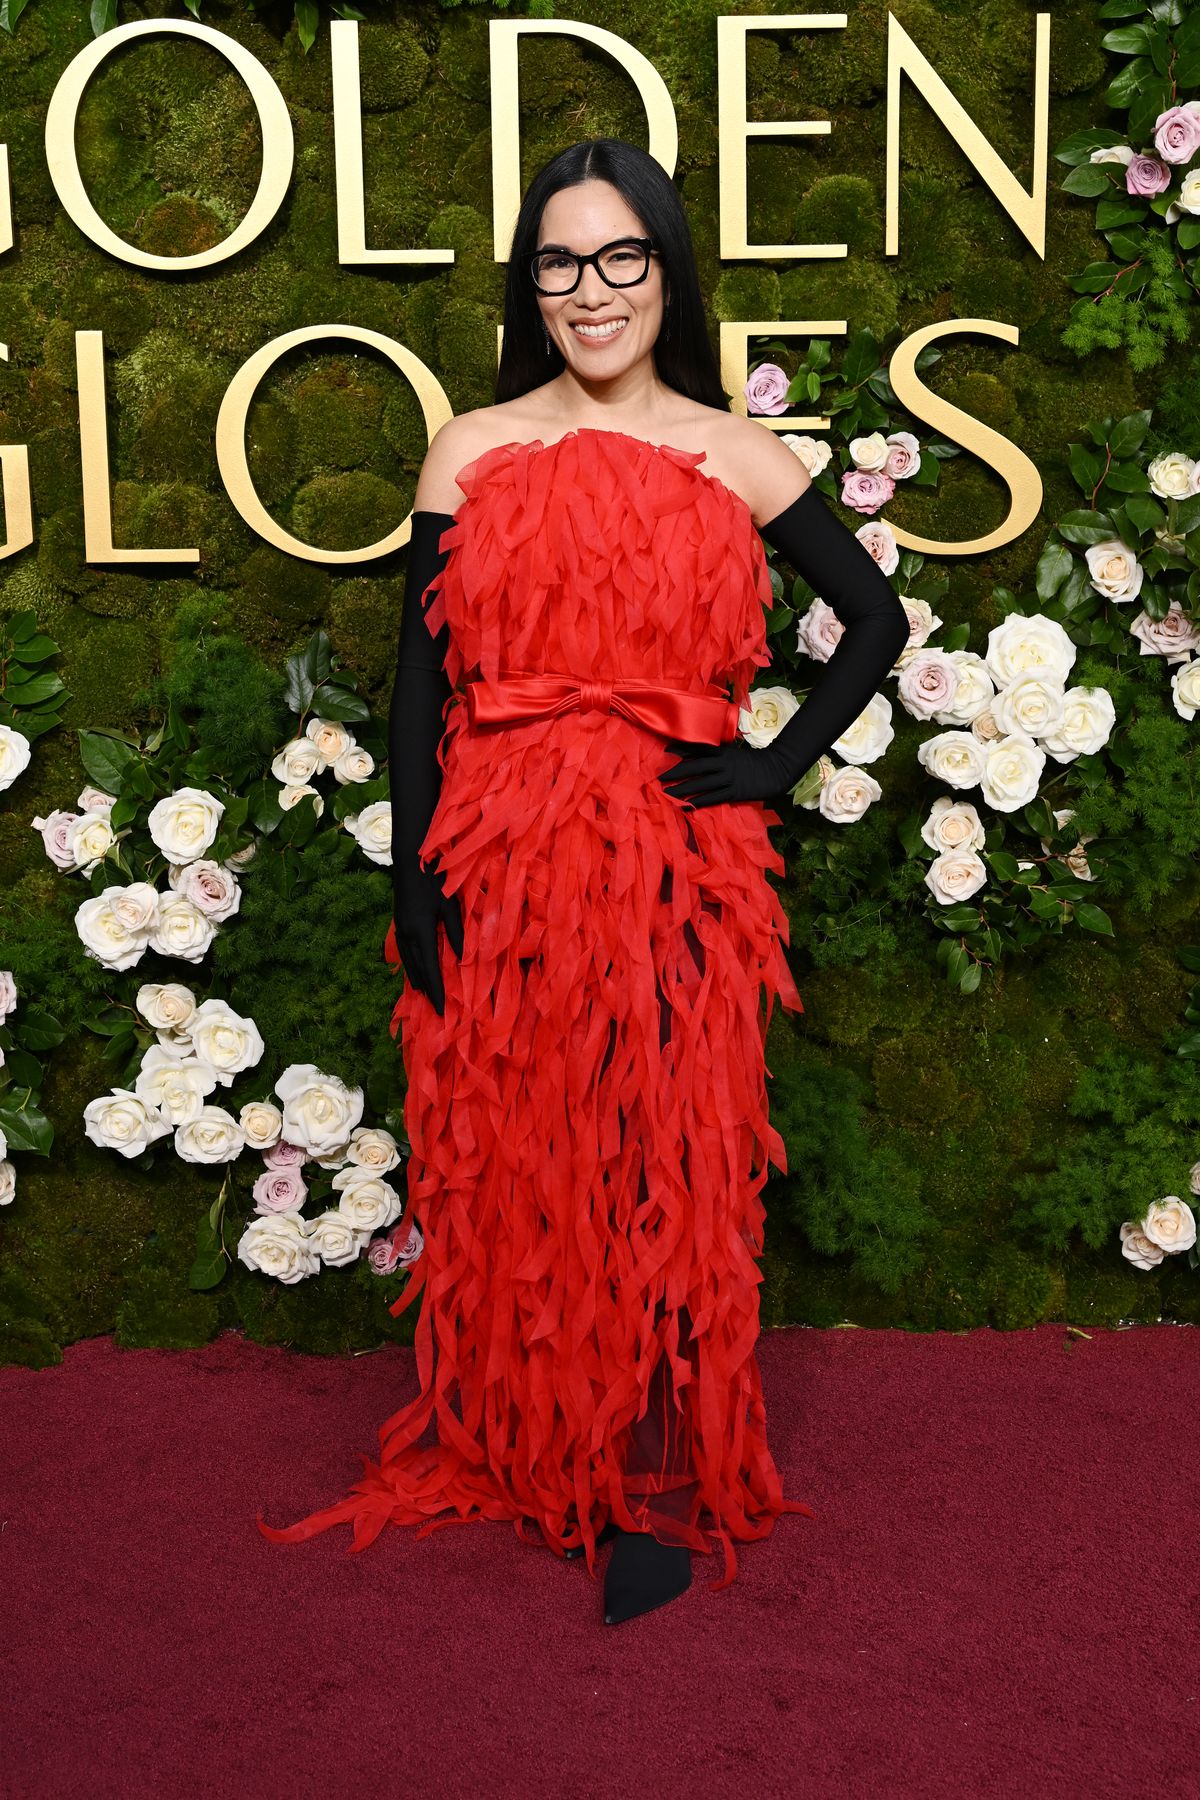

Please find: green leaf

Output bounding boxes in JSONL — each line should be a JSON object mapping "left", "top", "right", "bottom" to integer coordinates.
{"left": 4, "top": 671, "right": 64, "bottom": 705}
{"left": 276, "top": 793, "right": 319, "bottom": 846}
{"left": 78, "top": 729, "right": 139, "bottom": 794}
{"left": 959, "top": 961, "right": 982, "bottom": 994}
{"left": 89, "top": 0, "right": 117, "bottom": 34}
{"left": 310, "top": 682, "right": 371, "bottom": 724}
{"left": 0, "top": 1093, "right": 53, "bottom": 1155}
{"left": 14, "top": 1005, "right": 65, "bottom": 1052}
{"left": 295, "top": 0, "right": 319, "bottom": 52}
{"left": 1036, "top": 541, "right": 1074, "bottom": 599}
{"left": 0, "top": 0, "right": 32, "bottom": 30}
{"left": 986, "top": 850, "right": 1021, "bottom": 881}
{"left": 1073, "top": 902, "right": 1114, "bottom": 935}
{"left": 188, "top": 1210, "right": 227, "bottom": 1290}
{"left": 1057, "top": 510, "right": 1117, "bottom": 547}
{"left": 1108, "top": 410, "right": 1152, "bottom": 459}
{"left": 1062, "top": 164, "right": 1113, "bottom": 198}
{"left": 7, "top": 633, "right": 59, "bottom": 663}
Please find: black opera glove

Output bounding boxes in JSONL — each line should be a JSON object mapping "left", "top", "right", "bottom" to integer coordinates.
{"left": 389, "top": 509, "right": 464, "bottom": 1018}
{"left": 658, "top": 484, "right": 912, "bottom": 809}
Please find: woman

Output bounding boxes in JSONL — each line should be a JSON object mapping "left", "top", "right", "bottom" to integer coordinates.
{"left": 257, "top": 138, "right": 910, "bottom": 1625}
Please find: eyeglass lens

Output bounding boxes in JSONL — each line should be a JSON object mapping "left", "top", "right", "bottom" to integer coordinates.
{"left": 532, "top": 240, "right": 649, "bottom": 293}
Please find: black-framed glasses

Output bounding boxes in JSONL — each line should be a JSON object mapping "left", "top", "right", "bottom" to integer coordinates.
{"left": 530, "top": 235, "right": 659, "bottom": 296}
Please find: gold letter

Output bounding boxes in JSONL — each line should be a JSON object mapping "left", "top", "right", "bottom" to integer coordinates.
{"left": 215, "top": 326, "right": 452, "bottom": 564}
{"left": 0, "top": 342, "right": 33, "bottom": 560}
{"left": 886, "top": 13, "right": 1050, "bottom": 258}
{"left": 489, "top": 21, "right": 677, "bottom": 260}
{"left": 332, "top": 21, "right": 452, "bottom": 269}
{"left": 76, "top": 331, "right": 199, "bottom": 564}
{"left": 0, "top": 147, "right": 11, "bottom": 258}
{"left": 717, "top": 14, "right": 847, "bottom": 261}
{"left": 45, "top": 20, "right": 293, "bottom": 272}
{"left": 888, "top": 320, "right": 1043, "bottom": 555}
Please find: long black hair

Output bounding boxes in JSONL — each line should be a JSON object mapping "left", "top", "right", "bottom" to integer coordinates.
{"left": 495, "top": 138, "right": 730, "bottom": 414}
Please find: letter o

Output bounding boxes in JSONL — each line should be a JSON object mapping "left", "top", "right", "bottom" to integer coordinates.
{"left": 44, "top": 20, "right": 294, "bottom": 272}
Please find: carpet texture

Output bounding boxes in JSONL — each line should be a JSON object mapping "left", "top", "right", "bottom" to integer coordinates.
{"left": 2, "top": 1323, "right": 1196, "bottom": 1798}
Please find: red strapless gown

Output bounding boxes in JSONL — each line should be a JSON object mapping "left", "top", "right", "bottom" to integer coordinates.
{"left": 257, "top": 428, "right": 813, "bottom": 1589}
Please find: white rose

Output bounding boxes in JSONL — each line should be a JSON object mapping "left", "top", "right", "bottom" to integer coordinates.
{"left": 1084, "top": 540, "right": 1143, "bottom": 604}
{"left": 985, "top": 615, "right": 1076, "bottom": 687}
{"left": 832, "top": 691, "right": 894, "bottom": 765}
{"left": 0, "top": 723, "right": 32, "bottom": 793}
{"left": 109, "top": 882, "right": 161, "bottom": 935}
{"left": 271, "top": 736, "right": 325, "bottom": 784}
{"left": 0, "top": 1160, "right": 14, "bottom": 1205}
{"left": 240, "top": 1100, "right": 284, "bottom": 1150}
{"left": 1165, "top": 167, "right": 1200, "bottom": 222}
{"left": 331, "top": 1168, "right": 403, "bottom": 1233}
{"left": 69, "top": 810, "right": 117, "bottom": 873}
{"left": 979, "top": 732, "right": 1046, "bottom": 812}
{"left": 897, "top": 650, "right": 960, "bottom": 721}
{"left": 77, "top": 786, "right": 116, "bottom": 815}
{"left": 188, "top": 999, "right": 265, "bottom": 1088}
{"left": 1140, "top": 1197, "right": 1197, "bottom": 1254}
{"left": 1040, "top": 687, "right": 1117, "bottom": 762}
{"left": 83, "top": 1088, "right": 174, "bottom": 1158}
{"left": 225, "top": 841, "right": 258, "bottom": 870}
{"left": 146, "top": 894, "right": 218, "bottom": 965}
{"left": 921, "top": 796, "right": 986, "bottom": 854}
{"left": 739, "top": 684, "right": 801, "bottom": 746}
{"left": 31, "top": 809, "right": 80, "bottom": 871}
{"left": 153, "top": 1030, "right": 198, "bottom": 1062}
{"left": 1189, "top": 1161, "right": 1200, "bottom": 1197}
{"left": 237, "top": 1212, "right": 320, "bottom": 1284}
{"left": 925, "top": 847, "right": 987, "bottom": 904}
{"left": 75, "top": 893, "right": 149, "bottom": 972}
{"left": 933, "top": 653, "right": 995, "bottom": 726}
{"left": 0, "top": 1123, "right": 7, "bottom": 1159}
{"left": 1146, "top": 452, "right": 1196, "bottom": 501}
{"left": 307, "top": 1210, "right": 367, "bottom": 1267}
{"left": 1090, "top": 145, "right": 1134, "bottom": 165}
{"left": 1119, "top": 1220, "right": 1165, "bottom": 1270}
{"left": 917, "top": 730, "right": 988, "bottom": 790}
{"left": 333, "top": 745, "right": 376, "bottom": 784}
{"left": 779, "top": 433, "right": 832, "bottom": 478}
{"left": 169, "top": 858, "right": 241, "bottom": 922}
{"left": 817, "top": 764, "right": 881, "bottom": 823}
{"left": 147, "top": 787, "right": 225, "bottom": 863}
{"left": 0, "top": 971, "right": 16, "bottom": 1019}
{"left": 346, "top": 1125, "right": 403, "bottom": 1174}
{"left": 274, "top": 1062, "right": 365, "bottom": 1159}
{"left": 305, "top": 717, "right": 356, "bottom": 764}
{"left": 174, "top": 1105, "right": 246, "bottom": 1164}
{"left": 991, "top": 675, "right": 1067, "bottom": 742}
{"left": 279, "top": 783, "right": 324, "bottom": 817}
{"left": 796, "top": 598, "right": 845, "bottom": 663}
{"left": 895, "top": 598, "right": 939, "bottom": 658}
{"left": 849, "top": 431, "right": 890, "bottom": 472}
{"left": 345, "top": 801, "right": 392, "bottom": 868}
{"left": 134, "top": 1046, "right": 219, "bottom": 1124}
{"left": 136, "top": 982, "right": 197, "bottom": 1033}
{"left": 1170, "top": 659, "right": 1200, "bottom": 722}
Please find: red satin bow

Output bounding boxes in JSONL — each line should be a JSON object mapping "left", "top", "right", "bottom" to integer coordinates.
{"left": 464, "top": 670, "right": 740, "bottom": 744}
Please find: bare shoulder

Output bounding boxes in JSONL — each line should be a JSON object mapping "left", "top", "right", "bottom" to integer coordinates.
{"left": 414, "top": 406, "right": 526, "bottom": 513}
{"left": 712, "top": 413, "right": 813, "bottom": 529}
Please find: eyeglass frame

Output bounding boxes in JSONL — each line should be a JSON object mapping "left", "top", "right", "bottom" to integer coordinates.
{"left": 529, "top": 235, "right": 662, "bottom": 297}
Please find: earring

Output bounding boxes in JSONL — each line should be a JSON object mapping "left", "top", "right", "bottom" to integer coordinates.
{"left": 543, "top": 322, "right": 553, "bottom": 356}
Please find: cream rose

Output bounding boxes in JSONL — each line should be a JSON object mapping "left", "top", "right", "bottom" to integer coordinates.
{"left": 979, "top": 733, "right": 1046, "bottom": 812}
{"left": 0, "top": 971, "right": 16, "bottom": 1020}
{"left": 134, "top": 1047, "right": 219, "bottom": 1124}
{"left": 925, "top": 847, "right": 987, "bottom": 905}
{"left": 237, "top": 1212, "right": 319, "bottom": 1284}
{"left": 0, "top": 1160, "right": 14, "bottom": 1205}
{"left": 970, "top": 709, "right": 1003, "bottom": 743}
{"left": 188, "top": 999, "right": 265, "bottom": 1087}
{"left": 332, "top": 1168, "right": 404, "bottom": 1233}
{"left": 146, "top": 893, "right": 218, "bottom": 965}
{"left": 921, "top": 796, "right": 986, "bottom": 854}
{"left": 31, "top": 809, "right": 80, "bottom": 871}
{"left": 990, "top": 675, "right": 1067, "bottom": 742}
{"left": 77, "top": 785, "right": 116, "bottom": 815}
{"left": 894, "top": 599, "right": 940, "bottom": 661}
{"left": 779, "top": 434, "right": 832, "bottom": 478}
{"left": 849, "top": 431, "right": 890, "bottom": 472}
{"left": 1119, "top": 1220, "right": 1164, "bottom": 1270}
{"left": 1165, "top": 167, "right": 1200, "bottom": 222}
{"left": 916, "top": 730, "right": 987, "bottom": 790}
{"left": 897, "top": 651, "right": 960, "bottom": 721}
{"left": 279, "top": 783, "right": 325, "bottom": 817}
{"left": 985, "top": 615, "right": 1076, "bottom": 688}
{"left": 1140, "top": 1197, "right": 1197, "bottom": 1254}
{"left": 174, "top": 1105, "right": 246, "bottom": 1165}
{"left": 345, "top": 801, "right": 392, "bottom": 868}
{"left": 1040, "top": 687, "right": 1117, "bottom": 762}
{"left": 109, "top": 883, "right": 161, "bottom": 936}
{"left": 75, "top": 893, "right": 149, "bottom": 972}
{"left": 740, "top": 685, "right": 801, "bottom": 746}
{"left": 83, "top": 1088, "right": 173, "bottom": 1158}
{"left": 305, "top": 717, "right": 356, "bottom": 764}
{"left": 346, "top": 1126, "right": 403, "bottom": 1174}
{"left": 1170, "top": 659, "right": 1200, "bottom": 722}
{"left": 932, "top": 653, "right": 995, "bottom": 726}
{"left": 170, "top": 859, "right": 241, "bottom": 922}
{"left": 271, "top": 737, "right": 325, "bottom": 784}
{"left": 817, "top": 764, "right": 881, "bottom": 823}
{"left": 1146, "top": 452, "right": 1197, "bottom": 501}
{"left": 241, "top": 1100, "right": 284, "bottom": 1150}
{"left": 136, "top": 982, "right": 198, "bottom": 1034}
{"left": 831, "top": 692, "right": 894, "bottom": 765}
{"left": 307, "top": 1210, "right": 367, "bottom": 1267}
{"left": 1084, "top": 540, "right": 1143, "bottom": 604}
{"left": 275, "top": 1063, "right": 365, "bottom": 1159}
{"left": 333, "top": 745, "right": 376, "bottom": 784}
{"left": 0, "top": 723, "right": 32, "bottom": 793}
{"left": 147, "top": 787, "right": 225, "bottom": 863}
{"left": 69, "top": 810, "right": 118, "bottom": 873}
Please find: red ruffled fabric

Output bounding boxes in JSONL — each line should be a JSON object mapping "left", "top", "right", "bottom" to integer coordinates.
{"left": 257, "top": 429, "right": 813, "bottom": 1589}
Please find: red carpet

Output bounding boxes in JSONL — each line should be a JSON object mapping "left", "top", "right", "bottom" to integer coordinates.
{"left": 2, "top": 1323, "right": 1195, "bottom": 1798}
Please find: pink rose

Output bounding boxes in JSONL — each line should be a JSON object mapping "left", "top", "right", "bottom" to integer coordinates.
{"left": 263, "top": 1138, "right": 307, "bottom": 1168}
{"left": 367, "top": 1235, "right": 400, "bottom": 1274}
{"left": 884, "top": 432, "right": 920, "bottom": 479}
{"left": 392, "top": 1219, "right": 424, "bottom": 1267}
{"left": 1126, "top": 155, "right": 1172, "bottom": 197}
{"left": 1130, "top": 601, "right": 1200, "bottom": 664}
{"left": 840, "top": 469, "right": 895, "bottom": 515}
{"left": 171, "top": 858, "right": 241, "bottom": 922}
{"left": 796, "top": 599, "right": 845, "bottom": 663}
{"left": 744, "top": 363, "right": 791, "bottom": 415}
{"left": 855, "top": 520, "right": 900, "bottom": 577}
{"left": 1153, "top": 104, "right": 1200, "bottom": 166}
{"left": 897, "top": 650, "right": 961, "bottom": 719}
{"left": 32, "top": 809, "right": 80, "bottom": 871}
{"left": 252, "top": 1166, "right": 308, "bottom": 1215}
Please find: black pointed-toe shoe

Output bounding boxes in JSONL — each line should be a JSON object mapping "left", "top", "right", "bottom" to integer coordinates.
{"left": 602, "top": 1529, "right": 692, "bottom": 1624}
{"left": 563, "top": 1520, "right": 618, "bottom": 1561}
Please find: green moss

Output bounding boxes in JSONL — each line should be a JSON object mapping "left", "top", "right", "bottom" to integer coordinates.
{"left": 290, "top": 470, "right": 406, "bottom": 553}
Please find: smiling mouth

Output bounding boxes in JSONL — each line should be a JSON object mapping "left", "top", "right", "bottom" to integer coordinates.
{"left": 569, "top": 318, "right": 629, "bottom": 340}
